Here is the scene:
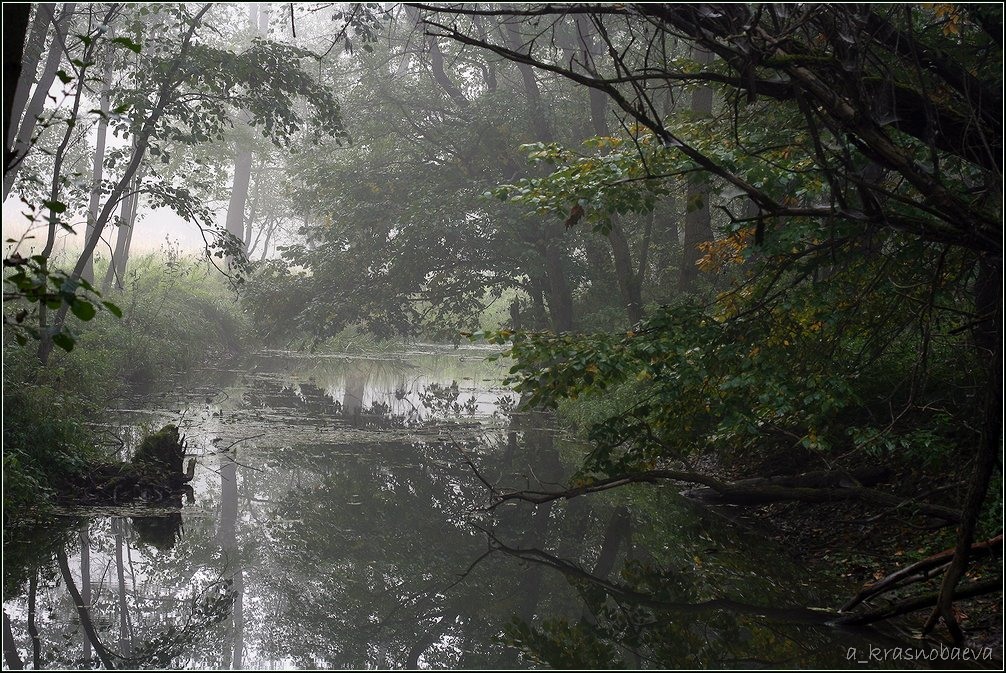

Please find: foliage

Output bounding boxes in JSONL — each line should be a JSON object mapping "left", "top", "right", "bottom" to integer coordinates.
{"left": 417, "top": 381, "right": 479, "bottom": 418}
{"left": 78, "top": 252, "right": 251, "bottom": 387}
{"left": 3, "top": 248, "right": 121, "bottom": 350}
{"left": 505, "top": 617, "right": 623, "bottom": 669}
{"left": 1, "top": 348, "right": 105, "bottom": 515}
{"left": 240, "top": 9, "right": 672, "bottom": 342}
{"left": 478, "top": 226, "right": 984, "bottom": 480}
{"left": 5, "top": 2, "right": 350, "bottom": 356}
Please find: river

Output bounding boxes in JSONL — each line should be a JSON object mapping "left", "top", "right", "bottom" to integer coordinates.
{"left": 3, "top": 347, "right": 931, "bottom": 668}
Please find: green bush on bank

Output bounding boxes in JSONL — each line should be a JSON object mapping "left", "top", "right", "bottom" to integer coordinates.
{"left": 80, "top": 253, "right": 250, "bottom": 386}
{"left": 2, "top": 348, "right": 105, "bottom": 515}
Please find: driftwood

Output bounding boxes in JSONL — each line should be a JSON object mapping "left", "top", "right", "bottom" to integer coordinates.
{"left": 840, "top": 534, "right": 1002, "bottom": 612}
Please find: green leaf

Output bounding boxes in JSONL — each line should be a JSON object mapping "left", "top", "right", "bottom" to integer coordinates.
{"left": 52, "top": 332, "right": 75, "bottom": 352}
{"left": 55, "top": 69, "right": 73, "bottom": 84}
{"left": 42, "top": 200, "right": 67, "bottom": 213}
{"left": 70, "top": 298, "right": 97, "bottom": 321}
{"left": 101, "top": 300, "right": 123, "bottom": 318}
{"left": 111, "top": 36, "right": 142, "bottom": 53}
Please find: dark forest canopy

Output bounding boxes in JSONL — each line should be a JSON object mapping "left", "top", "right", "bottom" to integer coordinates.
{"left": 2, "top": 2, "right": 1002, "bottom": 653}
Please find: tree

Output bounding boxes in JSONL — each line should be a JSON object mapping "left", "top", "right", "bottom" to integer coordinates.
{"left": 4, "top": 3, "right": 76, "bottom": 197}
{"left": 245, "top": 4, "right": 688, "bottom": 343}
{"left": 678, "top": 46, "right": 713, "bottom": 293}
{"left": 3, "top": 3, "right": 34, "bottom": 167}
{"left": 223, "top": 3, "right": 270, "bottom": 268}
{"left": 419, "top": 3, "right": 1002, "bottom": 641}
{"left": 3, "top": 2, "right": 346, "bottom": 362}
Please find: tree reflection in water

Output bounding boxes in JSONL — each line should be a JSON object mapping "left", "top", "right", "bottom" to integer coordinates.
{"left": 2, "top": 352, "right": 936, "bottom": 669}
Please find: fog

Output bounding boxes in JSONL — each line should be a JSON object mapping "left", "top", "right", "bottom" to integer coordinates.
{"left": 3, "top": 3, "right": 1001, "bottom": 670}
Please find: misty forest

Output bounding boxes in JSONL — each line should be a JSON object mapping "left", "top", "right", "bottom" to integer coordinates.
{"left": 2, "top": 3, "right": 1002, "bottom": 670}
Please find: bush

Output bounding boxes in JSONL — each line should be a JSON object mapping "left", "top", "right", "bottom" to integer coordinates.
{"left": 2, "top": 348, "right": 103, "bottom": 515}
{"left": 77, "top": 253, "right": 252, "bottom": 387}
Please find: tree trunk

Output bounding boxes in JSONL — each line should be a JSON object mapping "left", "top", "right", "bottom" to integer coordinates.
{"left": 474, "top": 16, "right": 498, "bottom": 92}
{"left": 27, "top": 574, "right": 40, "bottom": 669}
{"left": 838, "top": 579, "right": 1001, "bottom": 627}
{"left": 37, "top": 42, "right": 87, "bottom": 362}
{"left": 102, "top": 188, "right": 135, "bottom": 292}
{"left": 103, "top": 168, "right": 144, "bottom": 292}
{"left": 224, "top": 4, "right": 263, "bottom": 267}
{"left": 257, "top": 2, "right": 270, "bottom": 33}
{"left": 544, "top": 242, "right": 574, "bottom": 331}
{"left": 406, "top": 612, "right": 457, "bottom": 669}
{"left": 577, "top": 20, "right": 648, "bottom": 323}
{"left": 259, "top": 220, "right": 275, "bottom": 261}
{"left": 608, "top": 223, "right": 644, "bottom": 323}
{"left": 1, "top": 612, "right": 21, "bottom": 670}
{"left": 5, "top": 3, "right": 41, "bottom": 155}
{"left": 79, "top": 526, "right": 92, "bottom": 661}
{"left": 56, "top": 549, "right": 116, "bottom": 669}
{"left": 528, "top": 277, "right": 549, "bottom": 329}
{"left": 114, "top": 518, "right": 132, "bottom": 657}
{"left": 40, "top": 5, "right": 215, "bottom": 364}
{"left": 225, "top": 130, "right": 253, "bottom": 263}
{"left": 592, "top": 506, "right": 631, "bottom": 579}
{"left": 502, "top": 21, "right": 551, "bottom": 142}
{"left": 217, "top": 451, "right": 245, "bottom": 668}
{"left": 83, "top": 35, "right": 115, "bottom": 284}
{"left": 343, "top": 366, "right": 368, "bottom": 419}
{"left": 679, "top": 47, "right": 714, "bottom": 292}
{"left": 923, "top": 255, "right": 1002, "bottom": 643}
{"left": 503, "top": 20, "right": 576, "bottom": 330}
{"left": 426, "top": 32, "right": 469, "bottom": 108}
{"left": 4, "top": 4, "right": 74, "bottom": 197}
{"left": 242, "top": 166, "right": 258, "bottom": 251}
{"left": 842, "top": 534, "right": 1002, "bottom": 612}
{"left": 232, "top": 568, "right": 244, "bottom": 669}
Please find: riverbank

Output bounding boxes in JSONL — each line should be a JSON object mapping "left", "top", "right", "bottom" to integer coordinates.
{"left": 2, "top": 255, "right": 250, "bottom": 525}
{"left": 692, "top": 451, "right": 1004, "bottom": 663}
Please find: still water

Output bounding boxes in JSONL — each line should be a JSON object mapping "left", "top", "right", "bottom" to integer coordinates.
{"left": 4, "top": 347, "right": 928, "bottom": 669}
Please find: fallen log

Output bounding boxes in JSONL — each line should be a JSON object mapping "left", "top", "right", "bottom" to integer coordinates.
{"left": 681, "top": 466, "right": 891, "bottom": 502}
{"left": 832, "top": 578, "right": 1001, "bottom": 626}
{"left": 487, "top": 467, "right": 961, "bottom": 522}
{"left": 679, "top": 468, "right": 961, "bottom": 522}
{"left": 840, "top": 534, "right": 1002, "bottom": 612}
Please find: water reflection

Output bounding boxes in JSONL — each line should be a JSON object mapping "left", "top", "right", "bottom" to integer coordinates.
{"left": 3, "top": 348, "right": 940, "bottom": 669}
